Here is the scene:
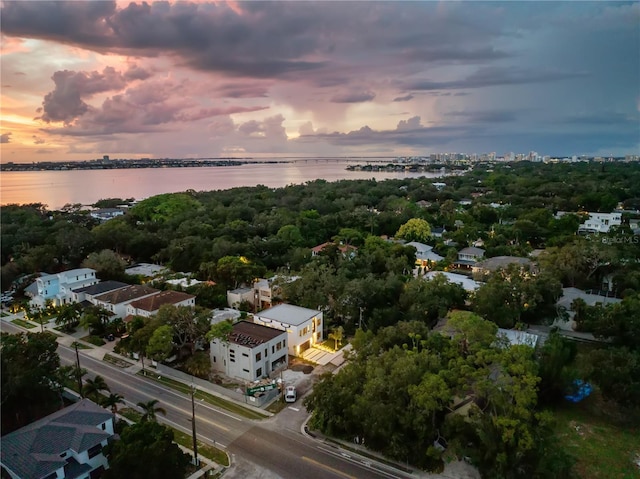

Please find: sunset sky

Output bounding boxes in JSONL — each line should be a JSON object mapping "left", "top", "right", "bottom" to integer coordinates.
{"left": 1, "top": 1, "right": 638, "bottom": 163}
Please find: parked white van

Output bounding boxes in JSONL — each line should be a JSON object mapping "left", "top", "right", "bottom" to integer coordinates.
{"left": 284, "top": 386, "right": 297, "bottom": 403}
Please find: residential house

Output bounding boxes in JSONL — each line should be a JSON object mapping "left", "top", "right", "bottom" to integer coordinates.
{"left": 424, "top": 271, "right": 481, "bottom": 292}
{"left": 124, "top": 263, "right": 167, "bottom": 278}
{"left": 27, "top": 268, "right": 98, "bottom": 308}
{"left": 210, "top": 321, "right": 288, "bottom": 382}
{"left": 311, "top": 241, "right": 357, "bottom": 258}
{"left": 578, "top": 212, "right": 622, "bottom": 234}
{"left": 554, "top": 287, "right": 622, "bottom": 331}
{"left": 72, "top": 281, "right": 128, "bottom": 305}
{"left": 227, "top": 287, "right": 254, "bottom": 309}
{"left": 455, "top": 247, "right": 485, "bottom": 268}
{"left": 406, "top": 241, "right": 444, "bottom": 268}
{"left": 458, "top": 199, "right": 472, "bottom": 206}
{"left": 126, "top": 290, "right": 196, "bottom": 318}
{"left": 253, "top": 278, "right": 277, "bottom": 310}
{"left": 431, "top": 226, "right": 446, "bottom": 239}
{"left": 253, "top": 304, "right": 323, "bottom": 356}
{"left": 472, "top": 256, "right": 535, "bottom": 278}
{"left": 89, "top": 208, "right": 125, "bottom": 221}
{"left": 1, "top": 399, "right": 114, "bottom": 479}
{"left": 92, "top": 285, "right": 159, "bottom": 319}
{"left": 415, "top": 200, "right": 432, "bottom": 209}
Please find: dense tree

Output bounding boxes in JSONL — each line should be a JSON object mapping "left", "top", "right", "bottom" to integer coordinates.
{"left": 104, "top": 421, "right": 190, "bottom": 479}
{"left": 472, "top": 265, "right": 561, "bottom": 328}
{"left": 399, "top": 275, "right": 467, "bottom": 326}
{"left": 395, "top": 218, "right": 432, "bottom": 243}
{"left": 1, "top": 332, "right": 61, "bottom": 432}
{"left": 156, "top": 304, "right": 210, "bottom": 356}
{"left": 146, "top": 325, "right": 174, "bottom": 362}
{"left": 54, "top": 302, "right": 82, "bottom": 332}
{"left": 82, "top": 249, "right": 127, "bottom": 280}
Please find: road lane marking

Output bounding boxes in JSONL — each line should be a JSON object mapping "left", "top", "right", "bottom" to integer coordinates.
{"left": 288, "top": 406, "right": 300, "bottom": 412}
{"left": 302, "top": 456, "right": 358, "bottom": 479}
{"left": 59, "top": 344, "right": 244, "bottom": 423}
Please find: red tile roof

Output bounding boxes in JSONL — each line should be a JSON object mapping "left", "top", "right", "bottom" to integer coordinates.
{"left": 128, "top": 290, "right": 195, "bottom": 312}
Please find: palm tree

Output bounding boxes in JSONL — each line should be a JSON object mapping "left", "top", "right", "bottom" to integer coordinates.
{"left": 102, "top": 393, "right": 125, "bottom": 415}
{"left": 82, "top": 375, "right": 110, "bottom": 401}
{"left": 137, "top": 399, "right": 166, "bottom": 422}
{"left": 55, "top": 303, "right": 81, "bottom": 332}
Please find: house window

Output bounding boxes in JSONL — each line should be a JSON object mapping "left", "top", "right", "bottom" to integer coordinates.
{"left": 229, "top": 349, "right": 235, "bottom": 363}
{"left": 213, "top": 357, "right": 216, "bottom": 363}
{"left": 101, "top": 422, "right": 106, "bottom": 430}
{"left": 87, "top": 444, "right": 103, "bottom": 459}
{"left": 256, "top": 352, "right": 261, "bottom": 361}
{"left": 256, "top": 368, "right": 262, "bottom": 378}
{"left": 243, "top": 368, "right": 249, "bottom": 373}
{"left": 242, "top": 353, "right": 248, "bottom": 358}
{"left": 272, "top": 345, "right": 275, "bottom": 354}
{"left": 276, "top": 342, "right": 282, "bottom": 351}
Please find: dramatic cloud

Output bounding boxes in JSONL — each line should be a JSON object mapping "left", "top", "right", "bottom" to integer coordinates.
{"left": 37, "top": 66, "right": 139, "bottom": 123}
{"left": 330, "top": 90, "right": 376, "bottom": 104}
{"left": 1, "top": 133, "right": 12, "bottom": 144}
{"left": 0, "top": 1, "right": 638, "bottom": 160}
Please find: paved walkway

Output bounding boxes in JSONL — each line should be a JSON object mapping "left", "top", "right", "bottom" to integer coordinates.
{"left": 301, "top": 344, "right": 350, "bottom": 366}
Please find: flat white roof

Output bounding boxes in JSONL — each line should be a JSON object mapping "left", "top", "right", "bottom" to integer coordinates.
{"left": 125, "top": 263, "right": 167, "bottom": 276}
{"left": 256, "top": 304, "right": 321, "bottom": 326}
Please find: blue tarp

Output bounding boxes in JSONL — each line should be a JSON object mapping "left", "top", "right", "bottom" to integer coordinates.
{"left": 564, "top": 379, "right": 592, "bottom": 403}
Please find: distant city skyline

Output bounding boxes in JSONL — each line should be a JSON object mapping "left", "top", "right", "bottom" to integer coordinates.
{"left": 1, "top": 1, "right": 638, "bottom": 163}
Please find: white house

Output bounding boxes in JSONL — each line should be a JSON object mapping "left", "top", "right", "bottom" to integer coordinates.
{"left": 27, "top": 268, "right": 98, "bottom": 308}
{"left": 93, "top": 284, "right": 159, "bottom": 318}
{"left": 210, "top": 321, "right": 288, "bottom": 382}
{"left": 578, "top": 212, "right": 622, "bottom": 234}
{"left": 253, "top": 304, "right": 323, "bottom": 356}
{"left": 456, "top": 247, "right": 485, "bottom": 267}
{"left": 126, "top": 290, "right": 196, "bottom": 318}
{"left": 227, "top": 287, "right": 254, "bottom": 309}
{"left": 406, "top": 241, "right": 444, "bottom": 268}
{"left": 0, "top": 399, "right": 114, "bottom": 479}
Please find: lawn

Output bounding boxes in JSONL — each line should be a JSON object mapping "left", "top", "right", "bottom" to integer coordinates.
{"left": 553, "top": 398, "right": 640, "bottom": 479}
{"left": 136, "top": 371, "right": 268, "bottom": 420}
{"left": 11, "top": 318, "right": 37, "bottom": 329}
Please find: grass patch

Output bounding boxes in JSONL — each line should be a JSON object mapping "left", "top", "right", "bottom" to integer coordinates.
{"left": 266, "top": 398, "right": 288, "bottom": 414}
{"left": 553, "top": 398, "right": 640, "bottom": 479}
{"left": 137, "top": 371, "right": 268, "bottom": 420}
{"left": 11, "top": 318, "right": 37, "bottom": 329}
{"left": 172, "top": 429, "right": 229, "bottom": 466}
{"left": 103, "top": 353, "right": 133, "bottom": 368}
{"left": 1, "top": 312, "right": 9, "bottom": 317}
{"left": 81, "top": 335, "right": 106, "bottom": 346}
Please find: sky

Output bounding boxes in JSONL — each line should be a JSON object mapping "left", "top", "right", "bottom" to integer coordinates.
{"left": 1, "top": 1, "right": 639, "bottom": 163}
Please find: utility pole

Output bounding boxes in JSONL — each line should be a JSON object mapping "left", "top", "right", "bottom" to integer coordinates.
{"left": 74, "top": 342, "right": 84, "bottom": 398}
{"left": 191, "top": 385, "right": 199, "bottom": 466}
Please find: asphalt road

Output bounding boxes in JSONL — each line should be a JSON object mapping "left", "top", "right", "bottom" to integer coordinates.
{"left": 1, "top": 320, "right": 409, "bottom": 479}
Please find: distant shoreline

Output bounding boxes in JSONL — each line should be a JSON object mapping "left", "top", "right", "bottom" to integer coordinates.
{"left": 0, "top": 157, "right": 401, "bottom": 172}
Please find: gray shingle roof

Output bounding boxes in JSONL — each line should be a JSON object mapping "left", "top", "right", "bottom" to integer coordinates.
{"left": 1, "top": 399, "right": 112, "bottom": 479}
{"left": 73, "top": 280, "right": 128, "bottom": 295}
